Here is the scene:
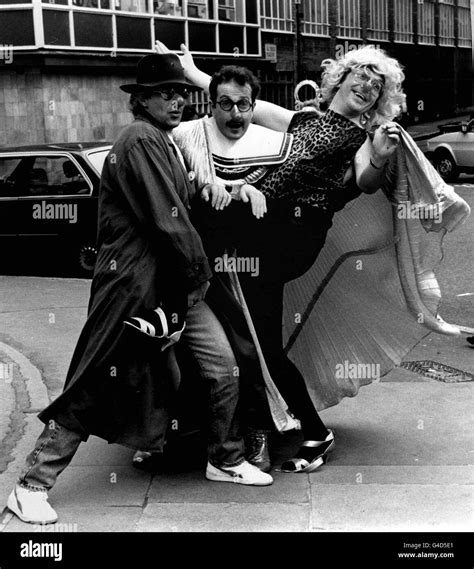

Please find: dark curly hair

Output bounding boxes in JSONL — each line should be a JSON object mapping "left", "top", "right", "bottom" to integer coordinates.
{"left": 209, "top": 65, "right": 260, "bottom": 104}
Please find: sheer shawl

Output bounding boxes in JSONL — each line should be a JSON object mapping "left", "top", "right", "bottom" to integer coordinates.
{"left": 174, "top": 120, "right": 471, "bottom": 413}
{"left": 283, "top": 127, "right": 470, "bottom": 410}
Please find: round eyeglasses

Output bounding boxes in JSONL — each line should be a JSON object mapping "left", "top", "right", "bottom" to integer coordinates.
{"left": 215, "top": 97, "right": 254, "bottom": 112}
{"left": 351, "top": 70, "right": 384, "bottom": 95}
{"left": 152, "top": 87, "right": 191, "bottom": 100}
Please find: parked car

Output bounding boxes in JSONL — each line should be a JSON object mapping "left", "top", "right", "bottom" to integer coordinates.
{"left": 0, "top": 142, "right": 111, "bottom": 275}
{"left": 423, "top": 119, "right": 474, "bottom": 182}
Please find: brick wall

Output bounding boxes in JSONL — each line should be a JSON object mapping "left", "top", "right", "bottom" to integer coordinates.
{"left": 0, "top": 69, "right": 133, "bottom": 147}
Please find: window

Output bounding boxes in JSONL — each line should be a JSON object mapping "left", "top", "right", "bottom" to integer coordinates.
{"left": 417, "top": 0, "right": 435, "bottom": 45}
{"left": 43, "top": 10, "right": 71, "bottom": 45}
{"left": 114, "top": 0, "right": 149, "bottom": 13}
{"left": 116, "top": 15, "right": 151, "bottom": 48}
{"left": 367, "top": 0, "right": 388, "bottom": 41}
{"left": 86, "top": 150, "right": 110, "bottom": 176}
{"left": 457, "top": 3, "right": 472, "bottom": 48}
{"left": 302, "top": 0, "right": 329, "bottom": 36}
{"left": 188, "top": 90, "right": 211, "bottom": 116}
{"left": 0, "top": 10, "right": 35, "bottom": 45}
{"left": 0, "top": 158, "right": 23, "bottom": 198}
{"left": 394, "top": 0, "right": 413, "bottom": 43}
{"left": 0, "top": 156, "right": 90, "bottom": 198}
{"left": 72, "top": 0, "right": 111, "bottom": 9}
{"left": 219, "top": 0, "right": 244, "bottom": 22}
{"left": 74, "top": 12, "right": 113, "bottom": 47}
{"left": 153, "top": 0, "right": 182, "bottom": 16}
{"left": 187, "top": 0, "right": 209, "bottom": 18}
{"left": 439, "top": 1, "right": 455, "bottom": 46}
{"left": 260, "top": 0, "right": 293, "bottom": 32}
{"left": 42, "top": 0, "right": 69, "bottom": 5}
{"left": 337, "top": 0, "right": 361, "bottom": 39}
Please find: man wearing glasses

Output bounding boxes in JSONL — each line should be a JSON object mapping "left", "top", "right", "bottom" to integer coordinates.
{"left": 7, "top": 53, "right": 273, "bottom": 526}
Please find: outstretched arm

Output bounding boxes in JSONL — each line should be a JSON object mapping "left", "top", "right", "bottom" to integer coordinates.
{"left": 155, "top": 41, "right": 295, "bottom": 132}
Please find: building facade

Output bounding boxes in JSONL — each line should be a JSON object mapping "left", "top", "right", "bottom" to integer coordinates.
{"left": 0, "top": 0, "right": 472, "bottom": 145}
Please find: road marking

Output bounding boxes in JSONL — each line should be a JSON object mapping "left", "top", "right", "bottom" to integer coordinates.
{"left": 0, "top": 341, "right": 49, "bottom": 411}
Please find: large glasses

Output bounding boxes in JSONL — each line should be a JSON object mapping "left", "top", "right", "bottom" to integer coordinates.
{"left": 351, "top": 69, "right": 384, "bottom": 95}
{"left": 215, "top": 97, "right": 254, "bottom": 112}
{"left": 152, "top": 87, "right": 191, "bottom": 100}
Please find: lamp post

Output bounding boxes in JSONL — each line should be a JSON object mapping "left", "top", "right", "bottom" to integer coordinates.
{"left": 294, "top": 0, "right": 304, "bottom": 83}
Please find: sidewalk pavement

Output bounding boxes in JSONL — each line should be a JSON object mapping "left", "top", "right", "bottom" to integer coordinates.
{"left": 0, "top": 276, "right": 472, "bottom": 534}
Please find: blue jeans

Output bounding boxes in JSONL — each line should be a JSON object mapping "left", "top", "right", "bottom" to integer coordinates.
{"left": 18, "top": 300, "right": 245, "bottom": 491}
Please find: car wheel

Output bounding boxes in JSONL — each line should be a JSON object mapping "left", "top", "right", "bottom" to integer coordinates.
{"left": 78, "top": 244, "right": 97, "bottom": 275}
{"left": 434, "top": 151, "right": 459, "bottom": 182}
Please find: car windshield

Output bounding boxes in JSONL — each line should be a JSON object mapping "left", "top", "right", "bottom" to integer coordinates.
{"left": 86, "top": 149, "right": 110, "bottom": 175}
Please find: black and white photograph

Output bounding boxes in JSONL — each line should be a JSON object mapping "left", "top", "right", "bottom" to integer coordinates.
{"left": 0, "top": 1, "right": 473, "bottom": 568}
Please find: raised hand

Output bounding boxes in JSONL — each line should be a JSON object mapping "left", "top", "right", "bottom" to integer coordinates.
{"left": 155, "top": 41, "right": 204, "bottom": 87}
{"left": 372, "top": 122, "right": 401, "bottom": 164}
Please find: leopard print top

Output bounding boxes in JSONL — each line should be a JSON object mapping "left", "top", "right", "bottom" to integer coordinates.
{"left": 258, "top": 109, "right": 367, "bottom": 212}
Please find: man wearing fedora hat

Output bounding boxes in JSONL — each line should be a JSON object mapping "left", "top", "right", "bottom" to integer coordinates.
{"left": 7, "top": 53, "right": 273, "bottom": 526}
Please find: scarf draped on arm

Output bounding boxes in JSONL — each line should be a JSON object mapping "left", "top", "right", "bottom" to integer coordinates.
{"left": 174, "top": 120, "right": 471, "bottom": 413}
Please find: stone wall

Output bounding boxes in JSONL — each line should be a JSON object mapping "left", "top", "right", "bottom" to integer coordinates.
{"left": 0, "top": 69, "right": 132, "bottom": 147}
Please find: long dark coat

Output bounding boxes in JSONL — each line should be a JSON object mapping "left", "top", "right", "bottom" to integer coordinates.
{"left": 39, "top": 115, "right": 213, "bottom": 450}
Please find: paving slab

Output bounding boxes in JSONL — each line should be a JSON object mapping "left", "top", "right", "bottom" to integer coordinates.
{"left": 138, "top": 503, "right": 311, "bottom": 532}
{"left": 3, "top": 506, "right": 143, "bottom": 533}
{"left": 148, "top": 470, "right": 310, "bottom": 504}
{"left": 0, "top": 472, "right": 19, "bottom": 517}
{"left": 0, "top": 277, "right": 89, "bottom": 400}
{"left": 47, "top": 466, "right": 151, "bottom": 508}
{"left": 318, "top": 382, "right": 473, "bottom": 465}
{"left": 308, "top": 465, "right": 474, "bottom": 485}
{"left": 0, "top": 359, "right": 15, "bottom": 444}
{"left": 310, "top": 484, "right": 473, "bottom": 531}
{"left": 402, "top": 332, "right": 474, "bottom": 374}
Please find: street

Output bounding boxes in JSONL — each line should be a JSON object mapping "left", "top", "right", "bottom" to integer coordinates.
{"left": 0, "top": 176, "right": 472, "bottom": 539}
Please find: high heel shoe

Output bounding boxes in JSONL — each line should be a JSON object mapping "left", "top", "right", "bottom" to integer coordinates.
{"left": 132, "top": 450, "right": 163, "bottom": 471}
{"left": 278, "top": 429, "right": 335, "bottom": 473}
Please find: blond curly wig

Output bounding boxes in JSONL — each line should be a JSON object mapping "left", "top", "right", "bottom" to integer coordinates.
{"left": 320, "top": 46, "right": 406, "bottom": 128}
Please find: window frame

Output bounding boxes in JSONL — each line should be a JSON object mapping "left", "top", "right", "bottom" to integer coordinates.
{"left": 457, "top": 5, "right": 472, "bottom": 48}
{"left": 417, "top": 0, "right": 435, "bottom": 45}
{"left": 260, "top": 0, "right": 293, "bottom": 34}
{"left": 367, "top": 0, "right": 389, "bottom": 42}
{"left": 393, "top": 0, "right": 414, "bottom": 44}
{"left": 301, "top": 0, "right": 330, "bottom": 38}
{"left": 336, "top": 0, "right": 361, "bottom": 40}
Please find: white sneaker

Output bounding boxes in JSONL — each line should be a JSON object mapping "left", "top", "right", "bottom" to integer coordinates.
{"left": 206, "top": 460, "right": 273, "bottom": 486}
{"left": 7, "top": 484, "right": 58, "bottom": 524}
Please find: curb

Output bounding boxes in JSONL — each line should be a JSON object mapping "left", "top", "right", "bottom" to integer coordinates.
{"left": 0, "top": 341, "right": 49, "bottom": 413}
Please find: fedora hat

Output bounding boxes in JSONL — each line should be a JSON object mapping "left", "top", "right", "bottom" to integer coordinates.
{"left": 120, "top": 53, "right": 200, "bottom": 94}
